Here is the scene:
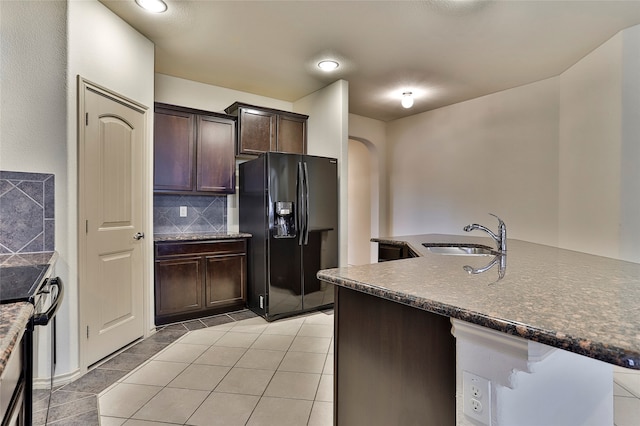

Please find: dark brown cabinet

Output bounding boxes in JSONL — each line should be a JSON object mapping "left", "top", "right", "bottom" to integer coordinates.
{"left": 377, "top": 242, "right": 418, "bottom": 262}
{"left": 225, "top": 102, "right": 308, "bottom": 156}
{"left": 154, "top": 239, "right": 247, "bottom": 325}
{"left": 334, "top": 286, "right": 456, "bottom": 425}
{"left": 154, "top": 103, "right": 236, "bottom": 194}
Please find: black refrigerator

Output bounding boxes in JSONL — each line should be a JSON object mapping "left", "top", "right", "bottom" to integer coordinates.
{"left": 239, "top": 152, "right": 338, "bottom": 321}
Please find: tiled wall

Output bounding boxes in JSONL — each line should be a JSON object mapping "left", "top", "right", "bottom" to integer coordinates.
{"left": 154, "top": 194, "right": 227, "bottom": 235}
{"left": 0, "top": 171, "right": 55, "bottom": 254}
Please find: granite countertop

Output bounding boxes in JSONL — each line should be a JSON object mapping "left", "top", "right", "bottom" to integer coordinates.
{"left": 0, "top": 251, "right": 57, "bottom": 376}
{"left": 0, "top": 302, "right": 34, "bottom": 375}
{"left": 317, "top": 234, "right": 640, "bottom": 370}
{"left": 154, "top": 232, "right": 252, "bottom": 242}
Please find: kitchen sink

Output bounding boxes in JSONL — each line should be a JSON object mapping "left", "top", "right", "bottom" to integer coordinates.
{"left": 422, "top": 244, "right": 497, "bottom": 256}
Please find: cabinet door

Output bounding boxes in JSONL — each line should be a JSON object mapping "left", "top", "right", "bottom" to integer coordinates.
{"left": 238, "top": 108, "right": 276, "bottom": 155}
{"left": 155, "top": 257, "right": 203, "bottom": 316}
{"left": 204, "top": 253, "right": 246, "bottom": 309}
{"left": 197, "top": 115, "right": 236, "bottom": 193}
{"left": 277, "top": 113, "right": 307, "bottom": 154}
{"left": 154, "top": 108, "right": 195, "bottom": 191}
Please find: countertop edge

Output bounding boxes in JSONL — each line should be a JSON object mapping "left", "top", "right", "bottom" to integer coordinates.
{"left": 0, "top": 302, "right": 34, "bottom": 376}
{"left": 154, "top": 233, "right": 252, "bottom": 242}
{"left": 323, "top": 237, "right": 640, "bottom": 370}
{"left": 318, "top": 269, "right": 640, "bottom": 369}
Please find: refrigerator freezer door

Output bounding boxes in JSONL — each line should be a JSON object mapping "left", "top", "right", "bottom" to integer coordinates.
{"left": 301, "top": 155, "right": 338, "bottom": 310}
{"left": 267, "top": 153, "right": 303, "bottom": 318}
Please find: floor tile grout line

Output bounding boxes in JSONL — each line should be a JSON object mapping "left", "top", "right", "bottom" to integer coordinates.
{"left": 93, "top": 311, "right": 256, "bottom": 425}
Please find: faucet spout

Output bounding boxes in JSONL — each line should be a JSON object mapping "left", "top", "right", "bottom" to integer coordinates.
{"left": 463, "top": 214, "right": 507, "bottom": 253}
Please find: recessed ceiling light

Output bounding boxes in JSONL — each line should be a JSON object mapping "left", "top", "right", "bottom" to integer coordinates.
{"left": 135, "top": 0, "right": 167, "bottom": 13}
{"left": 318, "top": 60, "right": 339, "bottom": 71}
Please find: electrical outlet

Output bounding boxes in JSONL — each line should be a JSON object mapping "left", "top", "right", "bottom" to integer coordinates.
{"left": 463, "top": 371, "right": 491, "bottom": 425}
{"left": 179, "top": 206, "right": 187, "bottom": 217}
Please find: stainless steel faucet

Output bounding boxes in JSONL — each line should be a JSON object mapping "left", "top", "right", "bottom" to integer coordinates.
{"left": 463, "top": 213, "right": 507, "bottom": 253}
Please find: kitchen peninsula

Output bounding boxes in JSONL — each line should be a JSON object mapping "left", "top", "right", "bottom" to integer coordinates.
{"left": 318, "top": 234, "right": 640, "bottom": 425}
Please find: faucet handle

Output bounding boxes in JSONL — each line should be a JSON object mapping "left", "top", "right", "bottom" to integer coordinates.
{"left": 489, "top": 213, "right": 505, "bottom": 228}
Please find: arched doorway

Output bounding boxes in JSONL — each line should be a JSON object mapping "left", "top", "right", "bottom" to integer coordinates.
{"left": 347, "top": 137, "right": 379, "bottom": 265}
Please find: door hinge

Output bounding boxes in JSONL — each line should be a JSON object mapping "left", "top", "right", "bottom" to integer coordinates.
{"left": 86, "top": 220, "right": 88, "bottom": 234}
{"left": 86, "top": 325, "right": 89, "bottom": 339}
{"left": 85, "top": 112, "right": 88, "bottom": 126}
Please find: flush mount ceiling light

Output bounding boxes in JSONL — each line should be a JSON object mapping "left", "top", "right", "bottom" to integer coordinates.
{"left": 318, "top": 60, "right": 340, "bottom": 71}
{"left": 135, "top": 0, "right": 167, "bottom": 13}
{"left": 401, "top": 92, "right": 414, "bottom": 109}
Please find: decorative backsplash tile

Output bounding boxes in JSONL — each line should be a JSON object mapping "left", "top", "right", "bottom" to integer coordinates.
{"left": 0, "top": 171, "right": 55, "bottom": 254}
{"left": 154, "top": 194, "right": 226, "bottom": 235}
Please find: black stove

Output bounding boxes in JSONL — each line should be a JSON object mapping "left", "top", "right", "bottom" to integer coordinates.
{"left": 0, "top": 262, "right": 63, "bottom": 425}
{"left": 0, "top": 264, "right": 50, "bottom": 304}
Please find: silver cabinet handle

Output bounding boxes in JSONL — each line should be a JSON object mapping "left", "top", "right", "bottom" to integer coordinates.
{"left": 133, "top": 232, "right": 145, "bottom": 240}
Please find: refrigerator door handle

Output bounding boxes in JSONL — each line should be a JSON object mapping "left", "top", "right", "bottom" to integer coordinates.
{"left": 303, "top": 161, "right": 310, "bottom": 245}
{"left": 297, "top": 161, "right": 305, "bottom": 246}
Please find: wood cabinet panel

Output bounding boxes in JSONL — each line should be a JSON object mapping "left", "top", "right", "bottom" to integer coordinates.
{"left": 277, "top": 114, "right": 306, "bottom": 154}
{"left": 335, "top": 286, "right": 456, "bottom": 425}
{"left": 154, "top": 103, "right": 236, "bottom": 194}
{"left": 155, "top": 257, "right": 203, "bottom": 316}
{"left": 377, "top": 243, "right": 418, "bottom": 262}
{"left": 154, "top": 239, "right": 247, "bottom": 325}
{"left": 238, "top": 108, "right": 276, "bottom": 155}
{"left": 156, "top": 240, "right": 245, "bottom": 257}
{"left": 197, "top": 115, "right": 236, "bottom": 193}
{"left": 154, "top": 108, "right": 195, "bottom": 191}
{"left": 205, "top": 254, "right": 246, "bottom": 309}
{"left": 225, "top": 102, "right": 308, "bottom": 155}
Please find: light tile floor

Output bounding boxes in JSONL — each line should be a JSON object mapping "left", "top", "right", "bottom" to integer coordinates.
{"left": 33, "top": 308, "right": 640, "bottom": 425}
{"left": 98, "top": 311, "right": 334, "bottom": 426}
{"left": 613, "top": 365, "right": 640, "bottom": 426}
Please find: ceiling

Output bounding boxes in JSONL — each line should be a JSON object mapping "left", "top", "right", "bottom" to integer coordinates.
{"left": 99, "top": 0, "right": 640, "bottom": 122}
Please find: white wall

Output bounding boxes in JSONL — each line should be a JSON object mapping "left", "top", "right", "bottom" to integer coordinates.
{"left": 386, "top": 78, "right": 560, "bottom": 246}
{"left": 559, "top": 25, "right": 640, "bottom": 263}
{"left": 0, "top": 0, "right": 69, "bottom": 378}
{"left": 347, "top": 114, "right": 388, "bottom": 263}
{"left": 349, "top": 113, "right": 388, "bottom": 240}
{"left": 295, "top": 80, "right": 350, "bottom": 266}
{"left": 620, "top": 25, "right": 640, "bottom": 263}
{"left": 558, "top": 31, "right": 623, "bottom": 259}
{"left": 1, "top": 0, "right": 70, "bottom": 376}
{"left": 155, "top": 73, "right": 293, "bottom": 113}
{"left": 376, "top": 24, "right": 640, "bottom": 262}
{"left": 1, "top": 0, "right": 154, "bottom": 381}
{"left": 347, "top": 139, "right": 373, "bottom": 265}
{"left": 67, "top": 0, "right": 155, "bottom": 375}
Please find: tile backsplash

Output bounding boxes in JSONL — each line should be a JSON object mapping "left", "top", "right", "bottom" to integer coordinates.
{"left": 0, "top": 171, "right": 55, "bottom": 254}
{"left": 154, "top": 194, "right": 227, "bottom": 235}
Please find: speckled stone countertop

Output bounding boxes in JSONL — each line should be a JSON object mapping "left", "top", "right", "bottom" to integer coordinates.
{"left": 318, "top": 234, "right": 640, "bottom": 370}
{"left": 0, "top": 302, "right": 34, "bottom": 375}
{"left": 154, "top": 233, "right": 252, "bottom": 242}
{"left": 0, "top": 251, "right": 56, "bottom": 376}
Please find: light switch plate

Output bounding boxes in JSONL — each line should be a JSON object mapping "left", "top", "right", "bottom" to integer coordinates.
{"left": 179, "top": 206, "right": 187, "bottom": 217}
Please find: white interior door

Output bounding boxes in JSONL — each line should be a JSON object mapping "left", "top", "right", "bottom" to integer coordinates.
{"left": 80, "top": 81, "right": 146, "bottom": 366}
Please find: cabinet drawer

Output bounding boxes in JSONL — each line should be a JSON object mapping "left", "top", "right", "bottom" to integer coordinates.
{"left": 156, "top": 240, "right": 246, "bottom": 257}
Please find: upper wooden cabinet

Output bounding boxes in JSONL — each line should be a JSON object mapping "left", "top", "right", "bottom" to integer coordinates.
{"left": 154, "top": 103, "right": 236, "bottom": 194}
{"left": 225, "top": 102, "right": 308, "bottom": 156}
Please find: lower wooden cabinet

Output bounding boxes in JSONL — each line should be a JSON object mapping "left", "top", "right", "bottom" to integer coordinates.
{"left": 377, "top": 242, "right": 418, "bottom": 262}
{"left": 154, "top": 239, "right": 247, "bottom": 325}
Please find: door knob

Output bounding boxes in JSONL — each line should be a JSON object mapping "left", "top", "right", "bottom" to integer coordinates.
{"left": 133, "top": 232, "right": 145, "bottom": 240}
